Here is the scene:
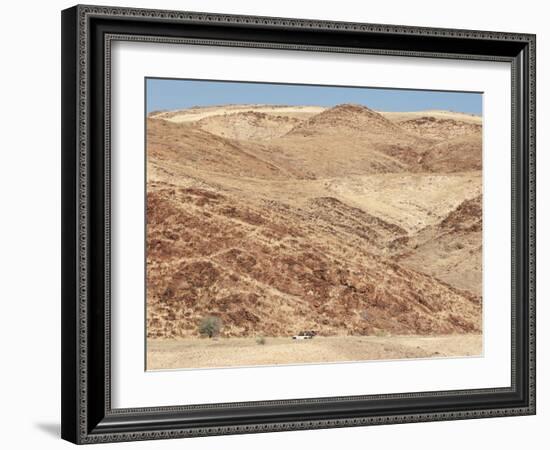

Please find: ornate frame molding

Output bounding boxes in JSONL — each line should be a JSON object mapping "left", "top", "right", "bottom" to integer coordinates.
{"left": 62, "top": 5, "right": 536, "bottom": 444}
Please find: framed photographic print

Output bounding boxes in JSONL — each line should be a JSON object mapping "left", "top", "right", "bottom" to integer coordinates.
{"left": 61, "top": 4, "right": 536, "bottom": 444}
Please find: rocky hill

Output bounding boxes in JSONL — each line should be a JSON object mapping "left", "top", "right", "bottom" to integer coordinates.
{"left": 146, "top": 104, "right": 483, "bottom": 339}
{"left": 399, "top": 116, "right": 482, "bottom": 141}
{"left": 286, "top": 104, "right": 401, "bottom": 136}
{"left": 396, "top": 195, "right": 482, "bottom": 293}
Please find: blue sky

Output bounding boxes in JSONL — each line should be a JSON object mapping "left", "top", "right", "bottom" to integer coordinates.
{"left": 146, "top": 78, "right": 482, "bottom": 115}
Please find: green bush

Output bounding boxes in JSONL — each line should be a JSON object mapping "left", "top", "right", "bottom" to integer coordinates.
{"left": 256, "top": 336, "right": 266, "bottom": 345}
{"left": 198, "top": 315, "right": 222, "bottom": 338}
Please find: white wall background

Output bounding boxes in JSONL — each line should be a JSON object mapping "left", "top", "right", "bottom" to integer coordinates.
{"left": 0, "top": 0, "right": 545, "bottom": 448}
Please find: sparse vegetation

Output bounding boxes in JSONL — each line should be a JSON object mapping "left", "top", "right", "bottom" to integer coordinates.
{"left": 256, "top": 336, "right": 266, "bottom": 345}
{"left": 198, "top": 315, "right": 222, "bottom": 338}
{"left": 374, "top": 329, "right": 390, "bottom": 338}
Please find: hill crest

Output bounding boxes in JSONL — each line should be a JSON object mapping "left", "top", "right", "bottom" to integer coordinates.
{"left": 287, "top": 103, "right": 401, "bottom": 136}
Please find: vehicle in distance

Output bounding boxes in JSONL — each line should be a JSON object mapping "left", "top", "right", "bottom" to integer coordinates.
{"left": 292, "top": 331, "right": 317, "bottom": 340}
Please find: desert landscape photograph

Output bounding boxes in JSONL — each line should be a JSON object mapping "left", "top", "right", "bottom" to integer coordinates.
{"left": 145, "top": 78, "right": 483, "bottom": 370}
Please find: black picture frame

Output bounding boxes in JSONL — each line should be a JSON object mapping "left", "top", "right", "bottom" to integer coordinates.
{"left": 61, "top": 4, "right": 536, "bottom": 444}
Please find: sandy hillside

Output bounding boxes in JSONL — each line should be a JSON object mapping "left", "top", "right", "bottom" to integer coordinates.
{"left": 146, "top": 103, "right": 483, "bottom": 342}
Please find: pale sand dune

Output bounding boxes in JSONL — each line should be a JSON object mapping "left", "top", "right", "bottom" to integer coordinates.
{"left": 147, "top": 335, "right": 483, "bottom": 370}
{"left": 151, "top": 105, "right": 481, "bottom": 126}
{"left": 380, "top": 110, "right": 482, "bottom": 124}
{"left": 153, "top": 104, "right": 326, "bottom": 123}
{"left": 324, "top": 172, "right": 482, "bottom": 233}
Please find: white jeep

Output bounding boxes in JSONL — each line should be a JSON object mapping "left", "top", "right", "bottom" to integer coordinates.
{"left": 292, "top": 331, "right": 316, "bottom": 340}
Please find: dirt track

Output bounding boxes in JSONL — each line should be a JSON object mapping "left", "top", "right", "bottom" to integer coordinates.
{"left": 147, "top": 334, "right": 482, "bottom": 370}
